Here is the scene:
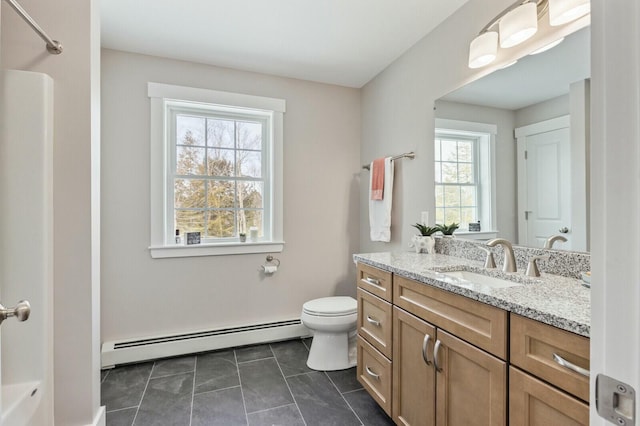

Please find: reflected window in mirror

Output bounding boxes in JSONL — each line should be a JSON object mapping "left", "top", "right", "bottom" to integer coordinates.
{"left": 434, "top": 120, "right": 496, "bottom": 232}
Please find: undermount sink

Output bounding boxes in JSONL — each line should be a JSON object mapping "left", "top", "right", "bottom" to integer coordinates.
{"left": 440, "top": 270, "right": 522, "bottom": 289}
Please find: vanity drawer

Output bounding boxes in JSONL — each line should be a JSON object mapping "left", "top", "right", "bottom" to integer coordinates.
{"left": 357, "top": 263, "right": 392, "bottom": 302}
{"left": 393, "top": 275, "right": 507, "bottom": 360}
{"left": 357, "top": 335, "right": 392, "bottom": 416}
{"left": 357, "top": 288, "right": 392, "bottom": 359}
{"left": 510, "top": 314, "right": 590, "bottom": 402}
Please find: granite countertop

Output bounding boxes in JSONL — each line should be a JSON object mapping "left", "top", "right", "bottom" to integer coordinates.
{"left": 353, "top": 252, "right": 590, "bottom": 337}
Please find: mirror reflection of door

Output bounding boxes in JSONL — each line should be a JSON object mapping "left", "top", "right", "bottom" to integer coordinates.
{"left": 516, "top": 118, "right": 571, "bottom": 249}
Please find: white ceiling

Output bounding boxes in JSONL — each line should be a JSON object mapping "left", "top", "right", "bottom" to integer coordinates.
{"left": 440, "top": 26, "right": 590, "bottom": 110}
{"left": 101, "top": 0, "right": 468, "bottom": 88}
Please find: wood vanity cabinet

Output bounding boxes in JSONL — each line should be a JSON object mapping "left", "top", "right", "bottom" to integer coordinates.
{"left": 509, "top": 314, "right": 590, "bottom": 425}
{"left": 392, "top": 277, "right": 507, "bottom": 426}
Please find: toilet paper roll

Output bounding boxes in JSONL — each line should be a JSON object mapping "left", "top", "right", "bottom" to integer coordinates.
{"left": 263, "top": 265, "right": 278, "bottom": 274}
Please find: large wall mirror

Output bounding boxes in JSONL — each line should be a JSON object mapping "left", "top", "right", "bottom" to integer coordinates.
{"left": 434, "top": 26, "right": 590, "bottom": 252}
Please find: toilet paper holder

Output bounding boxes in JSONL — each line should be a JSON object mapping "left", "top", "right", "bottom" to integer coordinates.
{"left": 260, "top": 255, "right": 280, "bottom": 274}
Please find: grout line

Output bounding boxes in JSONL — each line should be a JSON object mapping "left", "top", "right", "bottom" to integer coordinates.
{"left": 324, "top": 371, "right": 365, "bottom": 426}
{"left": 301, "top": 338, "right": 312, "bottom": 351}
{"left": 101, "top": 369, "right": 111, "bottom": 384}
{"left": 283, "top": 370, "right": 314, "bottom": 379}
{"left": 271, "top": 343, "right": 308, "bottom": 426}
{"left": 105, "top": 405, "right": 139, "bottom": 414}
{"left": 193, "top": 384, "right": 242, "bottom": 397}
{"left": 236, "top": 355, "right": 275, "bottom": 365}
{"left": 246, "top": 402, "right": 298, "bottom": 416}
{"left": 131, "top": 363, "right": 155, "bottom": 425}
{"left": 340, "top": 387, "right": 365, "bottom": 395}
{"left": 234, "top": 349, "right": 250, "bottom": 425}
{"left": 188, "top": 356, "right": 197, "bottom": 426}
{"left": 148, "top": 368, "right": 196, "bottom": 381}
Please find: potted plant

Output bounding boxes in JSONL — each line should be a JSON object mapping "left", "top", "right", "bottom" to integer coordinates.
{"left": 436, "top": 222, "right": 459, "bottom": 237}
{"left": 409, "top": 223, "right": 438, "bottom": 254}
{"left": 239, "top": 232, "right": 247, "bottom": 242}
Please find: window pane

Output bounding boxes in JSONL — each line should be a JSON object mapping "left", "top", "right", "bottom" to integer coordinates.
{"left": 458, "top": 163, "right": 474, "bottom": 184}
{"left": 441, "top": 139, "right": 457, "bottom": 161}
{"left": 435, "top": 185, "right": 444, "bottom": 207}
{"left": 444, "top": 209, "right": 461, "bottom": 224}
{"left": 206, "top": 210, "right": 235, "bottom": 238}
{"left": 207, "top": 148, "right": 235, "bottom": 176}
{"left": 434, "top": 163, "right": 442, "bottom": 183}
{"left": 460, "top": 186, "right": 477, "bottom": 207}
{"left": 207, "top": 119, "right": 234, "bottom": 148}
{"left": 434, "top": 139, "right": 441, "bottom": 161}
{"left": 237, "top": 121, "right": 262, "bottom": 150}
{"left": 177, "top": 115, "right": 205, "bottom": 146}
{"left": 444, "top": 186, "right": 460, "bottom": 207}
{"left": 207, "top": 180, "right": 236, "bottom": 208}
{"left": 241, "top": 210, "right": 263, "bottom": 237}
{"left": 176, "top": 210, "right": 205, "bottom": 234}
{"left": 175, "top": 179, "right": 205, "bottom": 208}
{"left": 441, "top": 163, "right": 458, "bottom": 183}
{"left": 460, "top": 208, "right": 476, "bottom": 226}
{"left": 238, "top": 181, "right": 263, "bottom": 209}
{"left": 458, "top": 141, "right": 473, "bottom": 162}
{"left": 237, "top": 151, "right": 262, "bottom": 177}
{"left": 176, "top": 146, "right": 205, "bottom": 175}
{"left": 435, "top": 208, "right": 445, "bottom": 224}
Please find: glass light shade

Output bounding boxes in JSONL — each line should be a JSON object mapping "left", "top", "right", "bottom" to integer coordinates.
{"left": 529, "top": 37, "right": 565, "bottom": 55}
{"left": 468, "top": 32, "right": 498, "bottom": 69}
{"left": 549, "top": 0, "right": 590, "bottom": 26}
{"left": 499, "top": 2, "right": 538, "bottom": 48}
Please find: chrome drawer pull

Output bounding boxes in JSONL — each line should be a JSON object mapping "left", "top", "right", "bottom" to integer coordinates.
{"left": 422, "top": 334, "right": 432, "bottom": 365}
{"left": 366, "top": 316, "right": 381, "bottom": 327}
{"left": 365, "top": 365, "right": 380, "bottom": 380}
{"left": 363, "top": 277, "right": 381, "bottom": 286}
{"left": 433, "top": 339, "right": 443, "bottom": 372}
{"left": 553, "top": 353, "right": 590, "bottom": 378}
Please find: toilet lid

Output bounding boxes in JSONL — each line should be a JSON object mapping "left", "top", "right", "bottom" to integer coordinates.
{"left": 303, "top": 296, "right": 357, "bottom": 317}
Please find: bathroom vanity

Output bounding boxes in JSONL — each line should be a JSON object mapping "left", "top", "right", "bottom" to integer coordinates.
{"left": 354, "top": 249, "right": 590, "bottom": 425}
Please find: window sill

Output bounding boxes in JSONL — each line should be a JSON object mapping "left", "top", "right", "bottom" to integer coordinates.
{"left": 149, "top": 241, "right": 285, "bottom": 259}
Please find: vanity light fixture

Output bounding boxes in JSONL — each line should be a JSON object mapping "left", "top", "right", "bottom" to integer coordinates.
{"left": 499, "top": 60, "right": 519, "bottom": 69}
{"left": 529, "top": 37, "right": 565, "bottom": 54}
{"left": 549, "top": 0, "right": 590, "bottom": 26}
{"left": 467, "top": 0, "right": 588, "bottom": 69}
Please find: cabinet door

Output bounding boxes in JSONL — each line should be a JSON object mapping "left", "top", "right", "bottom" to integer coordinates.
{"left": 392, "top": 307, "right": 436, "bottom": 426}
{"left": 509, "top": 367, "right": 588, "bottom": 425}
{"left": 435, "top": 329, "right": 506, "bottom": 426}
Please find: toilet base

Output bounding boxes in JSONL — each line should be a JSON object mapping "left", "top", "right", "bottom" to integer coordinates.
{"left": 306, "top": 331, "right": 356, "bottom": 371}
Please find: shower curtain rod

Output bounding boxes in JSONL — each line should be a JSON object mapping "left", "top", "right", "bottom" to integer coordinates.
{"left": 362, "top": 152, "right": 416, "bottom": 170}
{"left": 4, "top": 0, "right": 63, "bottom": 54}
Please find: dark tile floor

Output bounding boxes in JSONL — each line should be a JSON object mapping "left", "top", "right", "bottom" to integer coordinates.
{"left": 101, "top": 338, "right": 395, "bottom": 426}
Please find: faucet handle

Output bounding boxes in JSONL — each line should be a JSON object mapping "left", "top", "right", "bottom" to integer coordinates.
{"left": 479, "top": 247, "right": 497, "bottom": 269}
{"left": 526, "top": 255, "right": 549, "bottom": 277}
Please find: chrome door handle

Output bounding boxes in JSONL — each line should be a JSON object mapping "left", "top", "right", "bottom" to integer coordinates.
{"left": 0, "top": 300, "right": 31, "bottom": 325}
{"left": 365, "top": 365, "right": 380, "bottom": 380}
{"left": 363, "top": 277, "right": 380, "bottom": 286}
{"left": 433, "top": 339, "right": 443, "bottom": 372}
{"left": 366, "top": 316, "right": 381, "bottom": 327}
{"left": 422, "top": 334, "right": 432, "bottom": 365}
{"left": 553, "top": 353, "right": 590, "bottom": 377}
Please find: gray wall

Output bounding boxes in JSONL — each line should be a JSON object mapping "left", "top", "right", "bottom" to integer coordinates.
{"left": 101, "top": 49, "right": 361, "bottom": 343}
{"left": 515, "top": 94, "right": 570, "bottom": 127}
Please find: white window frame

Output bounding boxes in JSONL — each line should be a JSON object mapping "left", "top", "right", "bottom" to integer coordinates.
{"left": 435, "top": 118, "right": 497, "bottom": 233}
{"left": 148, "top": 82, "right": 285, "bottom": 258}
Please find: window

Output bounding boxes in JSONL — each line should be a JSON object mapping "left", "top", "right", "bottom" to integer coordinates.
{"left": 148, "top": 83, "right": 285, "bottom": 258}
{"left": 434, "top": 119, "right": 496, "bottom": 231}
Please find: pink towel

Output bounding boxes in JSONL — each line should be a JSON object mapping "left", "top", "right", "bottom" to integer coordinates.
{"left": 370, "top": 158, "right": 385, "bottom": 200}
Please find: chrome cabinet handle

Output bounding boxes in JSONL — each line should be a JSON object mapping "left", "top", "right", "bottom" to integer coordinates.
{"left": 422, "top": 334, "right": 432, "bottom": 365}
{"left": 366, "top": 316, "right": 381, "bottom": 327}
{"left": 365, "top": 365, "right": 380, "bottom": 380}
{"left": 553, "top": 353, "right": 590, "bottom": 377}
{"left": 0, "top": 300, "right": 30, "bottom": 325}
{"left": 433, "top": 339, "right": 443, "bottom": 372}
{"left": 363, "top": 277, "right": 381, "bottom": 286}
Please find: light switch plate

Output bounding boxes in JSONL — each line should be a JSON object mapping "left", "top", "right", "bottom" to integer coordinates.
{"left": 597, "top": 374, "right": 636, "bottom": 425}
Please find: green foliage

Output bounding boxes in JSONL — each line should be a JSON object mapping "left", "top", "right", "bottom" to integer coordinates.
{"left": 436, "top": 222, "right": 460, "bottom": 235}
{"left": 411, "top": 223, "right": 439, "bottom": 236}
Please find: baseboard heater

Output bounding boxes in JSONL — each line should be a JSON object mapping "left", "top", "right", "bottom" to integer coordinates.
{"left": 101, "top": 319, "right": 309, "bottom": 369}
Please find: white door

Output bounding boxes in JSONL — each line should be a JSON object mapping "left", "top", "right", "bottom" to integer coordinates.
{"left": 516, "top": 116, "right": 572, "bottom": 249}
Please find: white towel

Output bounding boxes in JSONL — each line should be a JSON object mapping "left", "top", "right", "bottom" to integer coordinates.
{"left": 369, "top": 157, "right": 394, "bottom": 242}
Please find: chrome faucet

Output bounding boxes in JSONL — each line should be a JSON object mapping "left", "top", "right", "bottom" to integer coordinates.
{"left": 544, "top": 235, "right": 568, "bottom": 249}
{"left": 486, "top": 238, "right": 517, "bottom": 273}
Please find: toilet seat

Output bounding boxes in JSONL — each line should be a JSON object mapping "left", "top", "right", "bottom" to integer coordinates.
{"left": 302, "top": 296, "right": 357, "bottom": 317}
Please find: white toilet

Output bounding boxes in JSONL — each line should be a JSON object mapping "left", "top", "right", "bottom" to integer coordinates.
{"left": 301, "top": 296, "right": 358, "bottom": 371}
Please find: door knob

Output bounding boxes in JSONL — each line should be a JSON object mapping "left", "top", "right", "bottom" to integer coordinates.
{"left": 0, "top": 300, "right": 31, "bottom": 325}
{"left": 559, "top": 227, "right": 569, "bottom": 234}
